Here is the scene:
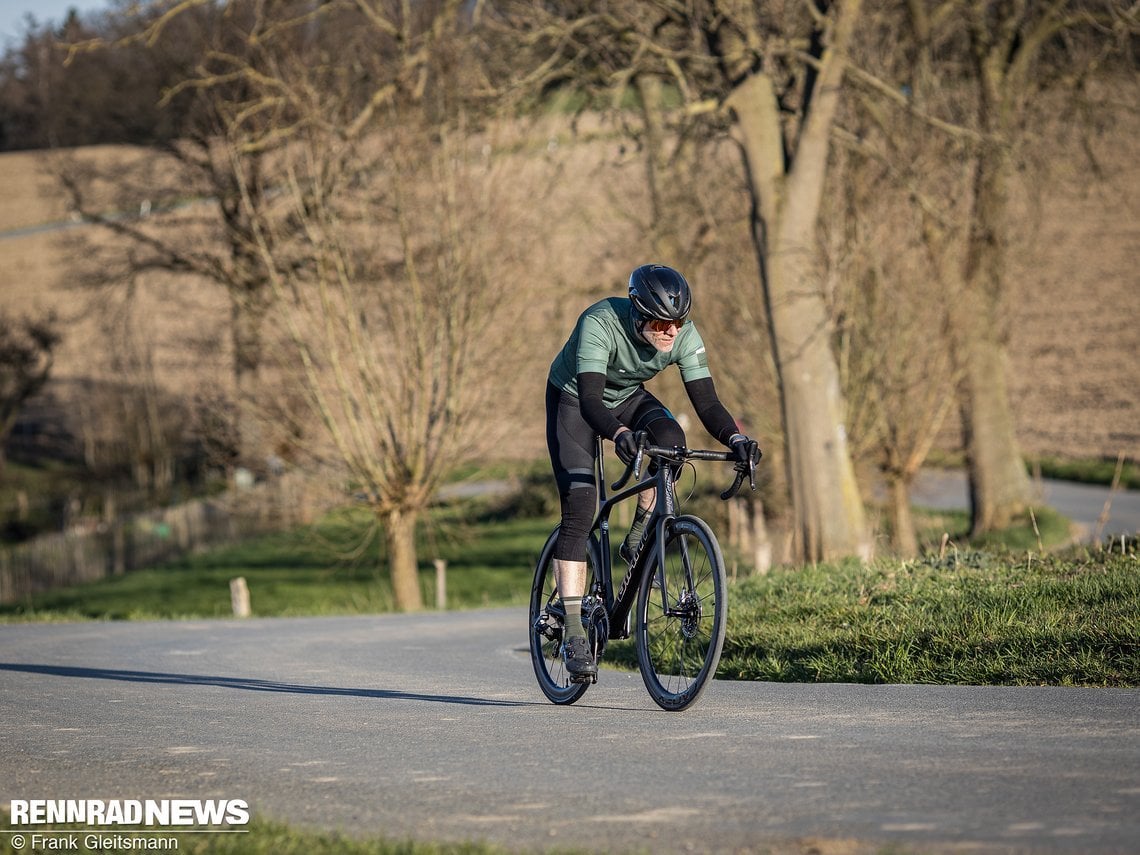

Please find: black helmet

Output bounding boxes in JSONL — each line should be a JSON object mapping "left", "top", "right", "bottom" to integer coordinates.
{"left": 628, "top": 264, "right": 692, "bottom": 323}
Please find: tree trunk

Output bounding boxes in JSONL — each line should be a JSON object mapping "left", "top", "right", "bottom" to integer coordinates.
{"left": 385, "top": 507, "right": 424, "bottom": 612}
{"left": 232, "top": 285, "right": 266, "bottom": 476}
{"left": 955, "top": 68, "right": 1033, "bottom": 535}
{"left": 219, "top": 147, "right": 270, "bottom": 478}
{"left": 635, "top": 74, "right": 681, "bottom": 260}
{"left": 959, "top": 328, "right": 1032, "bottom": 533}
{"left": 749, "top": 494, "right": 772, "bottom": 574}
{"left": 888, "top": 474, "right": 918, "bottom": 558}
{"left": 727, "top": 0, "right": 870, "bottom": 563}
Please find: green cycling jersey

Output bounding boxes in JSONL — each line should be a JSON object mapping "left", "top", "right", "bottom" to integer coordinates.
{"left": 547, "top": 297, "right": 711, "bottom": 407}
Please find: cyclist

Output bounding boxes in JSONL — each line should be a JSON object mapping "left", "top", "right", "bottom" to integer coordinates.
{"left": 545, "top": 264, "right": 759, "bottom": 679}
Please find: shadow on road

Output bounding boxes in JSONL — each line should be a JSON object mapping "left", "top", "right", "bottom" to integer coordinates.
{"left": 0, "top": 662, "right": 536, "bottom": 708}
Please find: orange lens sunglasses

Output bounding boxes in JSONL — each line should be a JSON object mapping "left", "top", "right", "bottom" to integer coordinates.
{"left": 644, "top": 318, "right": 684, "bottom": 332}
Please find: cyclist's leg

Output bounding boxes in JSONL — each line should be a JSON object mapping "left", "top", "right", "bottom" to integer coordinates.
{"left": 529, "top": 529, "right": 591, "bottom": 704}
{"left": 616, "top": 389, "right": 687, "bottom": 558}
{"left": 545, "top": 383, "right": 599, "bottom": 675}
{"left": 552, "top": 559, "right": 587, "bottom": 625}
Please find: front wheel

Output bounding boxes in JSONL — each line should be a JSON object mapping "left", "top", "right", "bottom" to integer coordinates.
{"left": 635, "top": 515, "right": 727, "bottom": 711}
{"left": 529, "top": 527, "right": 600, "bottom": 705}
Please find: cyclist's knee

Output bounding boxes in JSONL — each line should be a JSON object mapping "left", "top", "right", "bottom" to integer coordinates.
{"left": 647, "top": 417, "right": 685, "bottom": 450}
{"left": 555, "top": 486, "right": 595, "bottom": 561}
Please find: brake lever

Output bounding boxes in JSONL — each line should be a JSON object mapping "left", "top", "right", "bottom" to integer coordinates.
{"left": 632, "top": 435, "right": 646, "bottom": 482}
{"left": 610, "top": 432, "right": 649, "bottom": 490}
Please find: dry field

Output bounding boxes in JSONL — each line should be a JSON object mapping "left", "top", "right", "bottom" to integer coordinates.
{"left": 0, "top": 111, "right": 1137, "bottom": 477}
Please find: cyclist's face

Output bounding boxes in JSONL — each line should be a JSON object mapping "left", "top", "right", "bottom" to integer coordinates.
{"left": 640, "top": 319, "right": 682, "bottom": 352}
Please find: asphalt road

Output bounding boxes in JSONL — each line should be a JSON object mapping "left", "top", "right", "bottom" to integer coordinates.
{"left": 2, "top": 609, "right": 1138, "bottom": 855}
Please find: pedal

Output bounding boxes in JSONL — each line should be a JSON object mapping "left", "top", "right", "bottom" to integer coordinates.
{"left": 569, "top": 672, "right": 595, "bottom": 685}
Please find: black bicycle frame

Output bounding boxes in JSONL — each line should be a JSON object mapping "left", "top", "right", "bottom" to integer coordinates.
{"left": 584, "top": 435, "right": 750, "bottom": 642}
{"left": 589, "top": 436, "right": 679, "bottom": 640}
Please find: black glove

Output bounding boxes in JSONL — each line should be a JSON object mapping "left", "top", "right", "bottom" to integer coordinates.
{"left": 614, "top": 430, "right": 641, "bottom": 466}
{"left": 729, "top": 433, "right": 761, "bottom": 465}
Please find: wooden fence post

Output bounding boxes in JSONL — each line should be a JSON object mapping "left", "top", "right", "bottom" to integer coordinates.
{"left": 230, "top": 577, "right": 251, "bottom": 617}
{"left": 433, "top": 559, "right": 447, "bottom": 610}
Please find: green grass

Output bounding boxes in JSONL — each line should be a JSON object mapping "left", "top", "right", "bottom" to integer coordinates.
{"left": 912, "top": 504, "right": 1073, "bottom": 552}
{"left": 721, "top": 543, "right": 1139, "bottom": 686}
{"left": 0, "top": 814, "right": 918, "bottom": 855}
{"left": 1027, "top": 454, "right": 1140, "bottom": 490}
{"left": 0, "top": 504, "right": 554, "bottom": 621}
{"left": 0, "top": 816, "right": 507, "bottom": 855}
{"left": 922, "top": 450, "right": 1138, "bottom": 490}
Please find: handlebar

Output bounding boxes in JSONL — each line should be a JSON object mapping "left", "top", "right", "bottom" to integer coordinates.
{"left": 610, "top": 434, "right": 759, "bottom": 500}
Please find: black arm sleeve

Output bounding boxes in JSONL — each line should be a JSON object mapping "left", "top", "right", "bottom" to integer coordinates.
{"left": 577, "top": 372, "right": 626, "bottom": 440}
{"left": 684, "top": 376, "right": 740, "bottom": 446}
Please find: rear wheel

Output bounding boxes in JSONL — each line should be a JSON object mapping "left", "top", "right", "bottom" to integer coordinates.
{"left": 529, "top": 527, "right": 600, "bottom": 705}
{"left": 635, "top": 515, "right": 727, "bottom": 711}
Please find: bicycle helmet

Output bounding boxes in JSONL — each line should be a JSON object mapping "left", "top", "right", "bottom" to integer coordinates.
{"left": 628, "top": 264, "right": 692, "bottom": 323}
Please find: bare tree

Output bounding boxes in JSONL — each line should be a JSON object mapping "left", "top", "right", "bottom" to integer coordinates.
{"left": 831, "top": 195, "right": 959, "bottom": 556}
{"left": 167, "top": 0, "right": 513, "bottom": 610}
{"left": 819, "top": 0, "right": 1137, "bottom": 546}
{"left": 821, "top": 2, "right": 971, "bottom": 555}
{"left": 488, "top": 1, "right": 872, "bottom": 562}
{"left": 251, "top": 129, "right": 511, "bottom": 609}
{"left": 901, "top": 0, "right": 1137, "bottom": 534}
{"left": 56, "top": 1, "right": 282, "bottom": 478}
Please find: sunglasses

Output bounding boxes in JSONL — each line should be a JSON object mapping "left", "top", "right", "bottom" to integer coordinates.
{"left": 643, "top": 318, "right": 685, "bottom": 333}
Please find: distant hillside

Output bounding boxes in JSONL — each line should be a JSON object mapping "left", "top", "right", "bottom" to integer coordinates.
{"left": 1, "top": 111, "right": 1137, "bottom": 477}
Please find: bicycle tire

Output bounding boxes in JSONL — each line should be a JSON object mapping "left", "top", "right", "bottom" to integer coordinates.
{"left": 528, "top": 526, "right": 600, "bottom": 705}
{"left": 635, "top": 515, "right": 727, "bottom": 711}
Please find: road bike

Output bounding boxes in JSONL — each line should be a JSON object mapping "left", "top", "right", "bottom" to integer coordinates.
{"left": 529, "top": 433, "right": 758, "bottom": 711}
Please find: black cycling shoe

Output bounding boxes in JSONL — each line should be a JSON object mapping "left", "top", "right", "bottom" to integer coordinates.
{"left": 561, "top": 636, "right": 597, "bottom": 681}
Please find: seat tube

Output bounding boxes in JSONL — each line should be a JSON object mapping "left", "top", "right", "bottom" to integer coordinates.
{"left": 594, "top": 435, "right": 612, "bottom": 603}
{"left": 653, "top": 463, "right": 677, "bottom": 605}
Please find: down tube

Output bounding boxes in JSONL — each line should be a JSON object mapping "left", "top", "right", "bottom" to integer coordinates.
{"left": 608, "top": 514, "right": 669, "bottom": 638}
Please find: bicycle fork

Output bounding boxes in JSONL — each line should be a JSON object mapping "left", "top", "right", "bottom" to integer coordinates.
{"left": 648, "top": 516, "right": 704, "bottom": 638}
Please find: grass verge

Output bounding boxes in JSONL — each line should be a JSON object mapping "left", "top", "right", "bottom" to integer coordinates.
{"left": 721, "top": 542, "right": 1139, "bottom": 686}
{"left": 0, "top": 504, "right": 553, "bottom": 621}
{"left": 0, "top": 814, "right": 917, "bottom": 855}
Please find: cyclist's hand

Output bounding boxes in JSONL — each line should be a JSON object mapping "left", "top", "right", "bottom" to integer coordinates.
{"left": 614, "top": 429, "right": 641, "bottom": 466}
{"left": 729, "top": 433, "right": 761, "bottom": 466}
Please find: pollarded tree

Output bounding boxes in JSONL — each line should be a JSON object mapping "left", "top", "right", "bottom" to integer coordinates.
{"left": 486, "top": 0, "right": 872, "bottom": 562}
{"left": 195, "top": 0, "right": 519, "bottom": 610}
{"left": 821, "top": 2, "right": 973, "bottom": 555}
{"left": 868, "top": 0, "right": 1136, "bottom": 535}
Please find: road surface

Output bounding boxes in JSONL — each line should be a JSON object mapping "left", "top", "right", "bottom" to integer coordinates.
{"left": 2, "top": 610, "right": 1138, "bottom": 854}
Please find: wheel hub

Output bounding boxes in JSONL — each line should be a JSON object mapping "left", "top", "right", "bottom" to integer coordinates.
{"left": 676, "top": 590, "right": 702, "bottom": 639}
